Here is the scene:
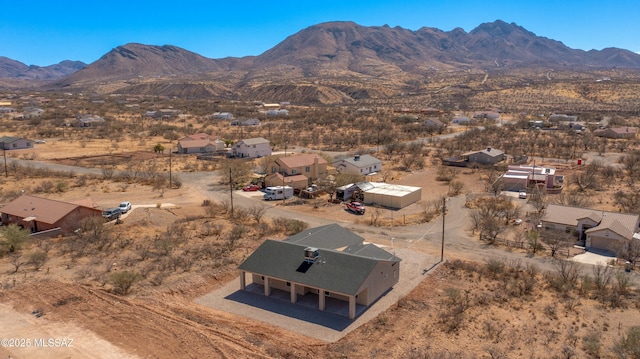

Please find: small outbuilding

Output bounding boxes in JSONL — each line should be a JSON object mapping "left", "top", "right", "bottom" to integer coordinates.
{"left": 361, "top": 182, "right": 422, "bottom": 209}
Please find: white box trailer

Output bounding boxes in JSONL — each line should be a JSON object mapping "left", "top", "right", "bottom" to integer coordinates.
{"left": 263, "top": 186, "right": 294, "bottom": 200}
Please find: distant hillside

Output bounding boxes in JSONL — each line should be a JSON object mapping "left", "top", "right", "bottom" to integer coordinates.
{"left": 54, "top": 44, "right": 236, "bottom": 86}
{"left": 0, "top": 57, "right": 86, "bottom": 80}
{"left": 4, "top": 20, "right": 640, "bottom": 102}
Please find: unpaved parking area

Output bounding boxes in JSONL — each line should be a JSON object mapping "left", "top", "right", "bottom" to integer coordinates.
{"left": 196, "top": 249, "right": 437, "bottom": 342}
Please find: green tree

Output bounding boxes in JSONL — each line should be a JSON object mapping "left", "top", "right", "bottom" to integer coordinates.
{"left": 0, "top": 224, "right": 30, "bottom": 253}
{"left": 153, "top": 143, "right": 165, "bottom": 155}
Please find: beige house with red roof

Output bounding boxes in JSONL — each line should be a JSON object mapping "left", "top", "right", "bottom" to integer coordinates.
{"left": 265, "top": 154, "right": 330, "bottom": 189}
{"left": 542, "top": 204, "right": 640, "bottom": 252}
{"left": 177, "top": 133, "right": 225, "bottom": 154}
{"left": 0, "top": 195, "right": 102, "bottom": 233}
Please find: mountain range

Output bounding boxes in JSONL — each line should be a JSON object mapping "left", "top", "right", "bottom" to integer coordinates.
{"left": 2, "top": 20, "right": 640, "bottom": 102}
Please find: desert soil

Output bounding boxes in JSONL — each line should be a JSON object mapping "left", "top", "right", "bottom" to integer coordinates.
{"left": 1, "top": 140, "right": 638, "bottom": 358}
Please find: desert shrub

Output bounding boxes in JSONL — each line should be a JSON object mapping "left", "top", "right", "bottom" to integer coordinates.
{"left": 34, "top": 180, "right": 54, "bottom": 193}
{"left": 271, "top": 217, "right": 308, "bottom": 235}
{"left": 582, "top": 333, "right": 601, "bottom": 358}
{"left": 28, "top": 249, "right": 47, "bottom": 271}
{"left": 484, "top": 258, "right": 505, "bottom": 279}
{"left": 612, "top": 326, "right": 640, "bottom": 359}
{"left": 55, "top": 180, "right": 68, "bottom": 192}
{"left": 110, "top": 271, "right": 139, "bottom": 295}
{"left": 226, "top": 224, "right": 248, "bottom": 250}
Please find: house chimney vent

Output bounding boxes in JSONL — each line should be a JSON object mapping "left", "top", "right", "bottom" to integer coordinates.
{"left": 354, "top": 155, "right": 360, "bottom": 161}
{"left": 486, "top": 147, "right": 491, "bottom": 152}
{"left": 304, "top": 247, "right": 319, "bottom": 263}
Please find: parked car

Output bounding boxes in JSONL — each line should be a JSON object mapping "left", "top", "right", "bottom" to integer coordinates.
{"left": 242, "top": 184, "right": 260, "bottom": 192}
{"left": 345, "top": 201, "right": 366, "bottom": 215}
{"left": 119, "top": 201, "right": 132, "bottom": 214}
{"left": 102, "top": 208, "right": 122, "bottom": 221}
{"left": 34, "top": 139, "right": 46, "bottom": 144}
{"left": 519, "top": 190, "right": 527, "bottom": 199}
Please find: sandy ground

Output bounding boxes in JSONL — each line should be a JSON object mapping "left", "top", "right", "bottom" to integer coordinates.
{"left": 0, "top": 303, "right": 139, "bottom": 359}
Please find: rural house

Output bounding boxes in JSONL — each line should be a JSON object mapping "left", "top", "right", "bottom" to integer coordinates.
{"left": 332, "top": 154, "right": 382, "bottom": 176}
{"left": 593, "top": 127, "right": 638, "bottom": 139}
{"left": 423, "top": 118, "right": 446, "bottom": 130}
{"left": 452, "top": 116, "right": 473, "bottom": 125}
{"left": 0, "top": 136, "right": 34, "bottom": 150}
{"left": 231, "top": 118, "right": 260, "bottom": 126}
{"left": 232, "top": 137, "right": 271, "bottom": 158}
{"left": 266, "top": 154, "right": 329, "bottom": 188}
{"left": 542, "top": 204, "right": 640, "bottom": 252}
{"left": 264, "top": 172, "right": 308, "bottom": 190}
{"left": 461, "top": 147, "right": 506, "bottom": 165}
{"left": 500, "top": 164, "right": 564, "bottom": 192}
{"left": 211, "top": 112, "right": 234, "bottom": 120}
{"left": 76, "top": 114, "right": 105, "bottom": 127}
{"left": 0, "top": 195, "right": 102, "bottom": 234}
{"left": 145, "top": 109, "right": 183, "bottom": 119}
{"left": 237, "top": 224, "right": 401, "bottom": 319}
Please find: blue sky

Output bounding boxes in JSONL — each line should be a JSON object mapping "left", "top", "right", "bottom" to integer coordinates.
{"left": 2, "top": 0, "right": 639, "bottom": 66}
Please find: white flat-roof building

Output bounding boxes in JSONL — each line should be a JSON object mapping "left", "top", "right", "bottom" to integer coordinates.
{"left": 500, "top": 164, "right": 563, "bottom": 192}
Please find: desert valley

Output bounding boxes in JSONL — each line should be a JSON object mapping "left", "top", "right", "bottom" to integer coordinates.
{"left": 2, "top": 20, "right": 640, "bottom": 358}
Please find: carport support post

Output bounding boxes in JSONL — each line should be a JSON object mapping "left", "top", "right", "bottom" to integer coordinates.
{"left": 290, "top": 283, "right": 297, "bottom": 303}
{"left": 319, "top": 289, "right": 326, "bottom": 311}
{"left": 349, "top": 296, "right": 356, "bottom": 319}
{"left": 263, "top": 277, "right": 271, "bottom": 297}
{"left": 239, "top": 271, "right": 246, "bottom": 290}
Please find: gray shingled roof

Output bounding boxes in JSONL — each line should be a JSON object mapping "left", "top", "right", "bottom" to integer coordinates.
{"left": 285, "top": 223, "right": 365, "bottom": 249}
{"left": 333, "top": 154, "right": 381, "bottom": 168}
{"left": 238, "top": 224, "right": 400, "bottom": 296}
{"left": 238, "top": 240, "right": 395, "bottom": 296}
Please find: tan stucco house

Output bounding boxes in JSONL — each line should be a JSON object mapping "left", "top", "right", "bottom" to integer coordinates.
{"left": 542, "top": 204, "right": 640, "bottom": 252}
{"left": 237, "top": 224, "right": 400, "bottom": 319}
{"left": 267, "top": 154, "right": 329, "bottom": 188}
{"left": 177, "top": 133, "right": 225, "bottom": 154}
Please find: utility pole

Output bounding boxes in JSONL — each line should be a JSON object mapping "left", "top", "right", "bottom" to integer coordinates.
{"left": 441, "top": 196, "right": 446, "bottom": 262}
{"left": 229, "top": 167, "right": 234, "bottom": 216}
{"left": 168, "top": 145, "right": 172, "bottom": 188}
{"left": 281, "top": 166, "right": 286, "bottom": 205}
{"left": 2, "top": 142, "right": 7, "bottom": 177}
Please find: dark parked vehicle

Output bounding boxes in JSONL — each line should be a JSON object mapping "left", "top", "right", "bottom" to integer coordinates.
{"left": 102, "top": 208, "right": 122, "bottom": 221}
